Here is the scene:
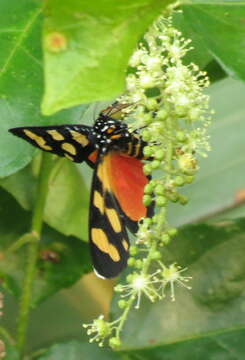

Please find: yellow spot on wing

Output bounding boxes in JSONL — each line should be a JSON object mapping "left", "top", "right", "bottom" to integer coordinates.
{"left": 65, "top": 154, "right": 74, "bottom": 161}
{"left": 110, "top": 134, "right": 121, "bottom": 140}
{"left": 94, "top": 191, "right": 104, "bottom": 214}
{"left": 106, "top": 127, "right": 115, "bottom": 134}
{"left": 108, "top": 244, "right": 120, "bottom": 262}
{"left": 127, "top": 142, "right": 133, "bottom": 155}
{"left": 91, "top": 228, "right": 120, "bottom": 262}
{"left": 97, "top": 156, "right": 111, "bottom": 191}
{"left": 134, "top": 143, "right": 141, "bottom": 157}
{"left": 122, "top": 239, "right": 129, "bottom": 251}
{"left": 106, "top": 208, "right": 121, "bottom": 233}
{"left": 47, "top": 130, "right": 64, "bottom": 141}
{"left": 23, "top": 130, "right": 52, "bottom": 151}
{"left": 70, "top": 130, "right": 89, "bottom": 146}
{"left": 61, "top": 142, "right": 77, "bottom": 155}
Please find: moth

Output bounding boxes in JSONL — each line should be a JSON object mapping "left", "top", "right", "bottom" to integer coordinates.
{"left": 9, "top": 103, "right": 153, "bottom": 278}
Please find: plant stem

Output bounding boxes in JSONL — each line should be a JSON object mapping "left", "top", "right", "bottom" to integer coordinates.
{"left": 115, "top": 295, "right": 135, "bottom": 339}
{"left": 16, "top": 153, "right": 53, "bottom": 356}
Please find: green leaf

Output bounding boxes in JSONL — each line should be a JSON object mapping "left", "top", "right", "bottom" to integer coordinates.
{"left": 168, "top": 78, "right": 245, "bottom": 226}
{"left": 0, "top": 0, "right": 88, "bottom": 178}
{"left": 37, "top": 340, "right": 120, "bottom": 360}
{"left": 0, "top": 157, "right": 90, "bottom": 241}
{"left": 182, "top": 1, "right": 245, "bottom": 81}
{"left": 0, "top": 187, "right": 91, "bottom": 304}
{"left": 127, "top": 330, "right": 245, "bottom": 360}
{"left": 41, "top": 0, "right": 173, "bottom": 115}
{"left": 111, "top": 218, "right": 245, "bottom": 358}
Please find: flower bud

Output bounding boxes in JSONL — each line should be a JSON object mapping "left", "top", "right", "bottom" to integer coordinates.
{"left": 118, "top": 300, "right": 127, "bottom": 309}
{"left": 109, "top": 337, "right": 121, "bottom": 349}
{"left": 143, "top": 195, "right": 152, "bottom": 206}
{"left": 156, "top": 196, "right": 167, "bottom": 207}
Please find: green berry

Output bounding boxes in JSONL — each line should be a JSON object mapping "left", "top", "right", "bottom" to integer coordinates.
{"left": 143, "top": 195, "right": 152, "bottom": 206}
{"left": 146, "top": 98, "right": 158, "bottom": 110}
{"left": 156, "top": 108, "right": 168, "bottom": 120}
{"left": 127, "top": 257, "right": 135, "bottom": 266}
{"left": 143, "top": 218, "right": 152, "bottom": 226}
{"left": 155, "top": 149, "right": 165, "bottom": 160}
{"left": 156, "top": 196, "right": 167, "bottom": 207}
{"left": 118, "top": 300, "right": 127, "bottom": 309}
{"left": 152, "top": 214, "right": 159, "bottom": 224}
{"left": 176, "top": 131, "right": 186, "bottom": 142}
{"left": 129, "top": 246, "right": 138, "bottom": 256}
{"left": 142, "top": 130, "right": 151, "bottom": 141}
{"left": 109, "top": 337, "right": 121, "bottom": 349}
{"left": 126, "top": 274, "right": 134, "bottom": 283}
{"left": 161, "top": 233, "right": 170, "bottom": 244}
{"left": 149, "top": 179, "right": 157, "bottom": 188}
{"left": 151, "top": 160, "right": 161, "bottom": 169}
{"left": 144, "top": 183, "right": 154, "bottom": 194}
{"left": 135, "top": 259, "right": 143, "bottom": 269}
{"left": 143, "top": 164, "right": 152, "bottom": 175}
{"left": 144, "top": 113, "right": 153, "bottom": 124}
{"left": 150, "top": 251, "right": 161, "bottom": 260}
{"left": 189, "top": 108, "right": 201, "bottom": 121}
{"left": 174, "top": 176, "right": 185, "bottom": 186}
{"left": 179, "top": 195, "right": 189, "bottom": 205}
{"left": 166, "top": 192, "right": 179, "bottom": 202}
{"left": 155, "top": 184, "right": 165, "bottom": 195}
{"left": 143, "top": 146, "right": 153, "bottom": 157}
{"left": 167, "top": 228, "right": 178, "bottom": 237}
{"left": 185, "top": 175, "right": 194, "bottom": 184}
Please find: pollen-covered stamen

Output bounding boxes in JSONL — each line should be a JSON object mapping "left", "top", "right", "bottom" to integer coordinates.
{"left": 83, "top": 315, "right": 112, "bottom": 347}
{"left": 158, "top": 262, "right": 192, "bottom": 301}
{"left": 115, "top": 270, "right": 161, "bottom": 309}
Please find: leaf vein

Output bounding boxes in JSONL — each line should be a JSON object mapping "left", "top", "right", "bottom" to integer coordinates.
{"left": 0, "top": 6, "right": 43, "bottom": 77}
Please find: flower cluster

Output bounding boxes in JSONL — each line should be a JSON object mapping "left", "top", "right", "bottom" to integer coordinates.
{"left": 84, "top": 14, "right": 211, "bottom": 348}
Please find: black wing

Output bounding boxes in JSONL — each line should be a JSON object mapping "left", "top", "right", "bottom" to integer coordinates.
{"left": 9, "top": 125, "right": 95, "bottom": 165}
{"left": 89, "top": 154, "right": 130, "bottom": 278}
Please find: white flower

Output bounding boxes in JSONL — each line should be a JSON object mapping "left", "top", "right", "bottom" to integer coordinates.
{"left": 159, "top": 263, "right": 192, "bottom": 301}
{"left": 116, "top": 271, "right": 161, "bottom": 309}
{"left": 83, "top": 315, "right": 112, "bottom": 346}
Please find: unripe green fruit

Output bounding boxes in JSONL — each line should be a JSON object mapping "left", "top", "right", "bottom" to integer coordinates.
{"left": 156, "top": 196, "right": 167, "bottom": 207}
{"left": 143, "top": 146, "right": 153, "bottom": 157}
{"left": 150, "top": 251, "right": 161, "bottom": 260}
{"left": 129, "top": 246, "right": 138, "bottom": 256}
{"left": 151, "top": 160, "right": 161, "bottom": 169}
{"left": 143, "top": 164, "right": 152, "bottom": 175}
{"left": 155, "top": 149, "right": 165, "bottom": 160}
{"left": 118, "top": 300, "right": 127, "bottom": 309}
{"left": 143, "top": 195, "right": 152, "bottom": 206}
{"left": 185, "top": 175, "right": 194, "bottom": 184}
{"left": 161, "top": 233, "right": 170, "bottom": 244}
{"left": 144, "top": 183, "right": 154, "bottom": 194}
{"left": 135, "top": 259, "right": 143, "bottom": 269}
{"left": 168, "top": 228, "right": 178, "bottom": 237}
{"left": 127, "top": 257, "right": 135, "bottom": 266}
{"left": 176, "top": 131, "right": 186, "bottom": 142}
{"left": 146, "top": 98, "right": 158, "bottom": 110}
{"left": 144, "top": 113, "right": 153, "bottom": 124}
{"left": 174, "top": 176, "right": 185, "bottom": 186}
{"left": 109, "top": 337, "right": 121, "bottom": 349}
{"left": 179, "top": 195, "right": 189, "bottom": 205}
{"left": 142, "top": 130, "right": 151, "bottom": 141}
{"left": 155, "top": 184, "right": 165, "bottom": 195}
{"left": 156, "top": 108, "right": 168, "bottom": 120}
